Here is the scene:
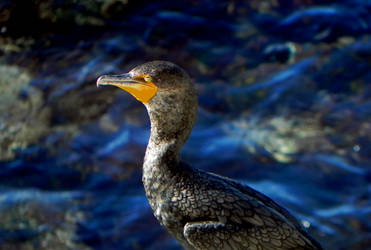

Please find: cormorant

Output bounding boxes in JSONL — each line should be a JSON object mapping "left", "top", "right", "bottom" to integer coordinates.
{"left": 97, "top": 61, "right": 323, "bottom": 250}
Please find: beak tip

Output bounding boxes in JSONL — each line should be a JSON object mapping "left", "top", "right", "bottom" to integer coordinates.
{"left": 96, "top": 76, "right": 104, "bottom": 87}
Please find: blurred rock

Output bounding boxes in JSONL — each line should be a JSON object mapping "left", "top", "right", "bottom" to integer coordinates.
{"left": 0, "top": 189, "right": 89, "bottom": 250}
{"left": 0, "top": 65, "right": 50, "bottom": 161}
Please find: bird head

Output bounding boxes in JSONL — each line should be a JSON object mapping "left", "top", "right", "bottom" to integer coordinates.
{"left": 96, "top": 61, "right": 192, "bottom": 104}
{"left": 97, "top": 61, "right": 197, "bottom": 146}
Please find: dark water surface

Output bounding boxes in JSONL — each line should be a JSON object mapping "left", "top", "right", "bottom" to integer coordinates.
{"left": 0, "top": 1, "right": 371, "bottom": 249}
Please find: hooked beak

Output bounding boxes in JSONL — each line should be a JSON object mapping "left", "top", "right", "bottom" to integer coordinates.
{"left": 97, "top": 73, "right": 157, "bottom": 103}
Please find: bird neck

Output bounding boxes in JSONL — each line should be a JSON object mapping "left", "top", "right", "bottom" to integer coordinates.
{"left": 142, "top": 90, "right": 197, "bottom": 179}
{"left": 142, "top": 112, "right": 186, "bottom": 201}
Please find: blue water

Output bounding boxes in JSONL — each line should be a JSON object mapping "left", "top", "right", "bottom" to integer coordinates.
{"left": 1, "top": 1, "right": 371, "bottom": 249}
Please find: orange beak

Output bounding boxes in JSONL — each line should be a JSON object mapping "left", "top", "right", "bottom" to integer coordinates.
{"left": 97, "top": 73, "right": 158, "bottom": 103}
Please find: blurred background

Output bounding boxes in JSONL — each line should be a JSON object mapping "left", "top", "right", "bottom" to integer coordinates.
{"left": 0, "top": 0, "right": 370, "bottom": 249}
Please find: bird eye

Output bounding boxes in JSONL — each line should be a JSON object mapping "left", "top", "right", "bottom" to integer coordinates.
{"left": 143, "top": 75, "right": 152, "bottom": 82}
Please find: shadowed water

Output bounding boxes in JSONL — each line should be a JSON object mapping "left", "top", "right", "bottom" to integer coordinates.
{"left": 0, "top": 0, "right": 371, "bottom": 249}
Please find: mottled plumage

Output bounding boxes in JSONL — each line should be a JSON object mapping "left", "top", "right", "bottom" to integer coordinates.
{"left": 98, "top": 61, "right": 323, "bottom": 250}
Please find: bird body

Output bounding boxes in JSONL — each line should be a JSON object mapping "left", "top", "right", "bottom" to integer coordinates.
{"left": 97, "top": 61, "right": 322, "bottom": 250}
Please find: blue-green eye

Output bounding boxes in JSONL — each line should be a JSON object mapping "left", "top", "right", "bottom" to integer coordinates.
{"left": 144, "top": 75, "right": 152, "bottom": 82}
